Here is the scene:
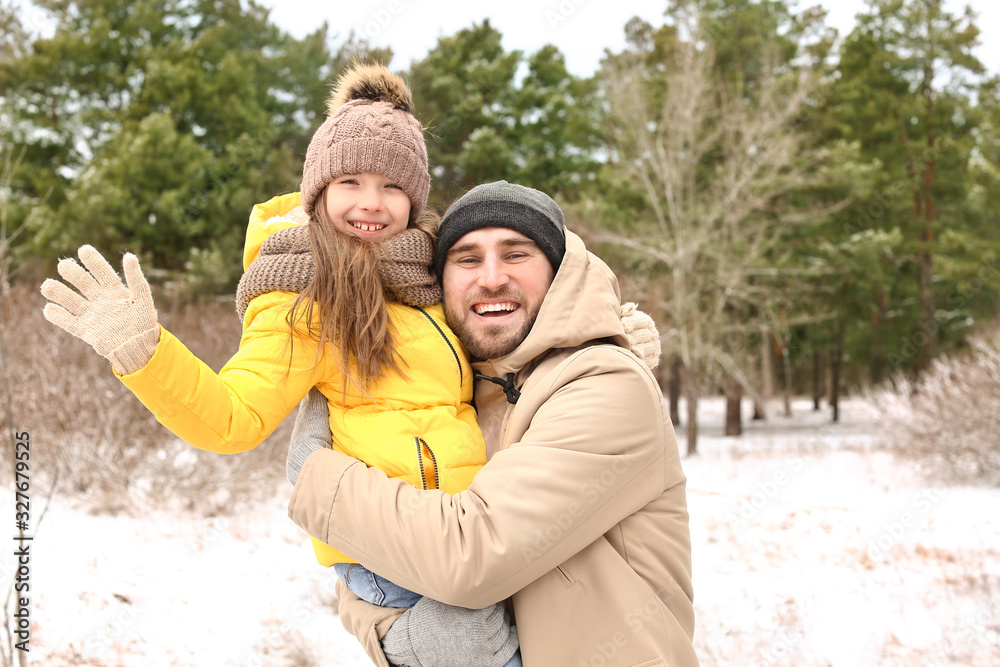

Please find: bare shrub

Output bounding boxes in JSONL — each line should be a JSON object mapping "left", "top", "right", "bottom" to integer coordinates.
{"left": 0, "top": 284, "right": 292, "bottom": 514}
{"left": 870, "top": 322, "right": 1000, "bottom": 485}
{"left": 251, "top": 618, "right": 321, "bottom": 667}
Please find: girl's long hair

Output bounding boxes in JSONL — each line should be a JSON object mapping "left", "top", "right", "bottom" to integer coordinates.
{"left": 288, "top": 187, "right": 439, "bottom": 397}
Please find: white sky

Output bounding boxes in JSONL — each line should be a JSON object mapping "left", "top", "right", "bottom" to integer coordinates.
{"left": 258, "top": 0, "right": 999, "bottom": 77}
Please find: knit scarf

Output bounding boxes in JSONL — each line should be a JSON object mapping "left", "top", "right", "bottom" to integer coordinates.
{"left": 235, "top": 219, "right": 442, "bottom": 321}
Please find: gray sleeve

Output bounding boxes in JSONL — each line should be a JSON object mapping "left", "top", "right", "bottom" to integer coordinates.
{"left": 286, "top": 387, "right": 333, "bottom": 485}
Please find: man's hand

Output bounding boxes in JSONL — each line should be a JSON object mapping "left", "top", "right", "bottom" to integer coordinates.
{"left": 40, "top": 245, "right": 160, "bottom": 375}
{"left": 287, "top": 387, "right": 333, "bottom": 485}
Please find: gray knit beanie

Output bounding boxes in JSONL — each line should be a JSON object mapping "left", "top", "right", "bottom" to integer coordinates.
{"left": 435, "top": 180, "right": 565, "bottom": 275}
{"left": 300, "top": 63, "right": 430, "bottom": 222}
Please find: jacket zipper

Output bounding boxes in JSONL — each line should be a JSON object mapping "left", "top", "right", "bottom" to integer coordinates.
{"left": 414, "top": 437, "right": 439, "bottom": 490}
{"left": 411, "top": 307, "right": 459, "bottom": 492}
{"left": 413, "top": 307, "right": 463, "bottom": 386}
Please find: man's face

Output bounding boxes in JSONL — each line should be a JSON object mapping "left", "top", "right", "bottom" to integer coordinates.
{"left": 442, "top": 227, "right": 556, "bottom": 360}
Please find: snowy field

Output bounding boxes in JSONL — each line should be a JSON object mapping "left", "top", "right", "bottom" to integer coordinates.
{"left": 9, "top": 397, "right": 1000, "bottom": 666}
{"left": 683, "top": 399, "right": 1000, "bottom": 667}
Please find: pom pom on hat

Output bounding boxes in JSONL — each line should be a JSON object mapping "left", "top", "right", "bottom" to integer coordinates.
{"left": 327, "top": 63, "right": 415, "bottom": 114}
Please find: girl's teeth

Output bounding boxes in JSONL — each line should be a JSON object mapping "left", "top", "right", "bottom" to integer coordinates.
{"left": 354, "top": 222, "right": 385, "bottom": 232}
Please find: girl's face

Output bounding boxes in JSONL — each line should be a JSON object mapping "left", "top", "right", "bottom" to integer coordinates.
{"left": 323, "top": 173, "right": 411, "bottom": 241}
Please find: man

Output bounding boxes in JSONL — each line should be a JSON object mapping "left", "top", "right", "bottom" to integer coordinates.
{"left": 286, "top": 181, "right": 698, "bottom": 666}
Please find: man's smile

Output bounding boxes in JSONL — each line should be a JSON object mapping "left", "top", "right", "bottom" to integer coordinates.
{"left": 472, "top": 301, "right": 520, "bottom": 317}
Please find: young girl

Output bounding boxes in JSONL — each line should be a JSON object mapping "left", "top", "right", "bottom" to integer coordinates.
{"left": 41, "top": 63, "right": 522, "bottom": 666}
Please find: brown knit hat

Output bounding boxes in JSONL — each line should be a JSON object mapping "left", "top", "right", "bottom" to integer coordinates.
{"left": 300, "top": 64, "right": 430, "bottom": 223}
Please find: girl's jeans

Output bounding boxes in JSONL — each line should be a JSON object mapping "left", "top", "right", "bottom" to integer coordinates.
{"left": 334, "top": 563, "right": 523, "bottom": 667}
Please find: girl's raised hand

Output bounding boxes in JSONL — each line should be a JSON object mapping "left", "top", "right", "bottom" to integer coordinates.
{"left": 41, "top": 245, "right": 160, "bottom": 375}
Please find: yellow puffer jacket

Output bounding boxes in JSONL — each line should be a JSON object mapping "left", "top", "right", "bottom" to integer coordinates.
{"left": 119, "top": 192, "right": 485, "bottom": 565}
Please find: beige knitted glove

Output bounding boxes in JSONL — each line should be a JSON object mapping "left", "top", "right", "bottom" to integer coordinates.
{"left": 621, "top": 302, "right": 661, "bottom": 370}
{"left": 40, "top": 245, "right": 160, "bottom": 375}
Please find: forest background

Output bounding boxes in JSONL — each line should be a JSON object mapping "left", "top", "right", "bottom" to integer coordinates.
{"left": 3, "top": 0, "right": 1000, "bottom": 453}
{"left": 0, "top": 0, "right": 999, "bottom": 664}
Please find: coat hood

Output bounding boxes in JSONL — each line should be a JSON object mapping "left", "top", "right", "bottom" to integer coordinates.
{"left": 242, "top": 192, "right": 306, "bottom": 271}
{"left": 485, "top": 229, "right": 630, "bottom": 376}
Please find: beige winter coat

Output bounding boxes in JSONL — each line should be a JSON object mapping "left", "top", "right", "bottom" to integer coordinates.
{"left": 288, "top": 230, "right": 698, "bottom": 666}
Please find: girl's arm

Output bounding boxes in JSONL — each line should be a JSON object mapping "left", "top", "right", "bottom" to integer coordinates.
{"left": 42, "top": 245, "right": 327, "bottom": 454}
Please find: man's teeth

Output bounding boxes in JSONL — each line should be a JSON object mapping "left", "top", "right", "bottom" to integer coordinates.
{"left": 474, "top": 303, "right": 517, "bottom": 314}
{"left": 352, "top": 222, "right": 385, "bottom": 232}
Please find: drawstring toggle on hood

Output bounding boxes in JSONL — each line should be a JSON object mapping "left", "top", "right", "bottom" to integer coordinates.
{"left": 474, "top": 371, "right": 520, "bottom": 405}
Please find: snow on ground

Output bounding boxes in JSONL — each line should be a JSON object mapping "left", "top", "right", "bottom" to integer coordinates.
{"left": 684, "top": 398, "right": 1000, "bottom": 666}
{"left": 9, "top": 397, "right": 1000, "bottom": 665}
{"left": 19, "top": 490, "right": 370, "bottom": 667}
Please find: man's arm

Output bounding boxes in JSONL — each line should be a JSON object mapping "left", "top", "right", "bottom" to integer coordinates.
{"left": 289, "top": 346, "right": 679, "bottom": 609}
